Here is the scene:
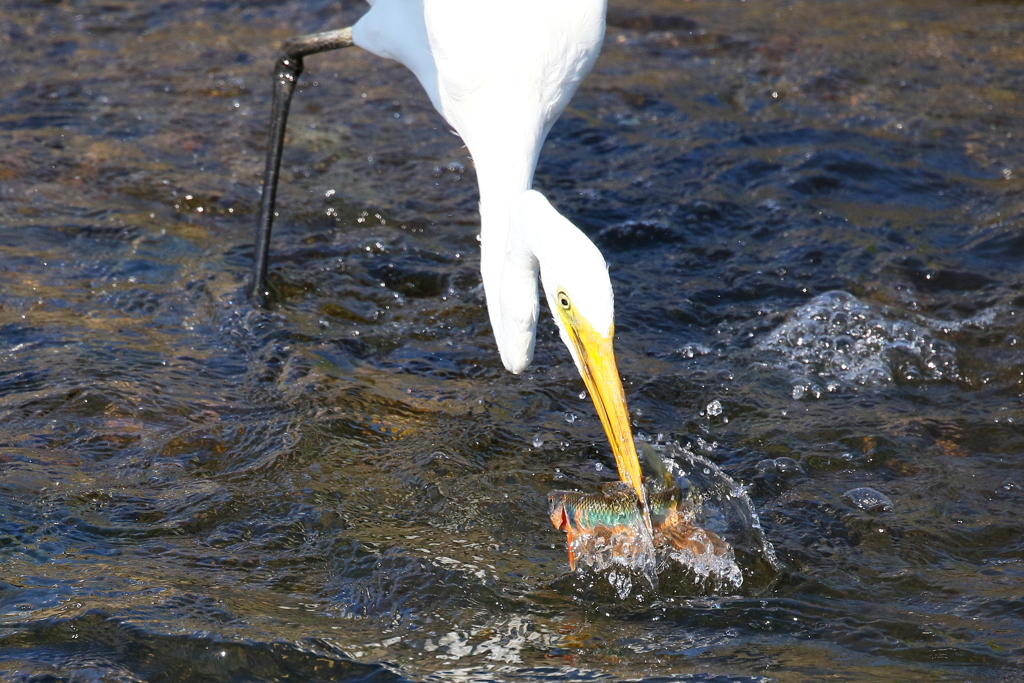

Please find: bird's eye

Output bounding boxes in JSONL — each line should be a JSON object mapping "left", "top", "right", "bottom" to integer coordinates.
{"left": 557, "top": 291, "right": 571, "bottom": 311}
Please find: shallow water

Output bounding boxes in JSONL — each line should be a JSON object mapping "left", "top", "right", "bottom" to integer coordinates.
{"left": 1, "top": 0, "right": 1023, "bottom": 681}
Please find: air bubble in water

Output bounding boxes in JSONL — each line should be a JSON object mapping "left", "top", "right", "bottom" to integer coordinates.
{"left": 774, "top": 457, "right": 800, "bottom": 474}
{"left": 756, "top": 457, "right": 801, "bottom": 476}
{"left": 842, "top": 486, "right": 893, "bottom": 513}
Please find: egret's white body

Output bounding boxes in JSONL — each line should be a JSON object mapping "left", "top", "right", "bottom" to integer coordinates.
{"left": 352, "top": 0, "right": 610, "bottom": 375}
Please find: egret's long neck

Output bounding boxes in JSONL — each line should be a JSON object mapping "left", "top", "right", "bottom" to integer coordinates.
{"left": 432, "top": 70, "right": 550, "bottom": 367}
{"left": 472, "top": 117, "right": 545, "bottom": 278}
{"left": 471, "top": 118, "right": 547, "bottom": 371}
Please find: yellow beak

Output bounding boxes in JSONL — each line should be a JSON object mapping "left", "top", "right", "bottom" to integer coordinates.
{"left": 560, "top": 310, "right": 652, "bottom": 534}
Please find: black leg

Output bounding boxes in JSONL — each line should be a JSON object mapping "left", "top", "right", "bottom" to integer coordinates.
{"left": 250, "top": 27, "right": 354, "bottom": 306}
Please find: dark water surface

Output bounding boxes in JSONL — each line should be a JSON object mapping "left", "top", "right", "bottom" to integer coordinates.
{"left": 2, "top": 0, "right": 1024, "bottom": 680}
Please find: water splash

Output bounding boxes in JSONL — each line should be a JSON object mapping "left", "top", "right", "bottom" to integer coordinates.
{"left": 759, "top": 291, "right": 959, "bottom": 398}
{"left": 653, "top": 442, "right": 780, "bottom": 591}
{"left": 549, "top": 442, "right": 779, "bottom": 596}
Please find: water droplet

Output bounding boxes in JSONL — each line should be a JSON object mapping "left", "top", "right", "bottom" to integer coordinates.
{"left": 532, "top": 434, "right": 544, "bottom": 448}
{"left": 706, "top": 399, "right": 723, "bottom": 417}
{"left": 578, "top": 390, "right": 587, "bottom": 400}
{"left": 607, "top": 570, "right": 633, "bottom": 600}
{"left": 564, "top": 413, "right": 576, "bottom": 424}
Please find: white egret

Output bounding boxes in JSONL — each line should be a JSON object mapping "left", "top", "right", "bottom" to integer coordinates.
{"left": 250, "top": 0, "right": 652, "bottom": 535}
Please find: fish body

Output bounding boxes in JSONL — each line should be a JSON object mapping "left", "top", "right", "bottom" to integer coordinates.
{"left": 548, "top": 482, "right": 650, "bottom": 571}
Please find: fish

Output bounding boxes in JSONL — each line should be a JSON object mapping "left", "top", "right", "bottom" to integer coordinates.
{"left": 547, "top": 444, "right": 730, "bottom": 571}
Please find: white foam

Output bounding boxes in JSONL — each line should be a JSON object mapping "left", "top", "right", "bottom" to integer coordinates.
{"left": 759, "top": 291, "right": 959, "bottom": 398}
{"left": 565, "top": 518, "right": 657, "bottom": 584}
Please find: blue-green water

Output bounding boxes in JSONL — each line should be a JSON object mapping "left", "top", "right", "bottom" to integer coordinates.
{"left": 1, "top": 1, "right": 1022, "bottom": 681}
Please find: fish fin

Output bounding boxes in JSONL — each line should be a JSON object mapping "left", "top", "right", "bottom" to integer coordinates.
{"left": 599, "top": 480, "right": 633, "bottom": 495}
{"left": 658, "top": 521, "right": 731, "bottom": 558}
{"left": 640, "top": 442, "right": 674, "bottom": 489}
{"left": 566, "top": 527, "right": 576, "bottom": 571}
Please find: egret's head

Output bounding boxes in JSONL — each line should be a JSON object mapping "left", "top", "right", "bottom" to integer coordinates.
{"left": 507, "top": 190, "right": 613, "bottom": 354}
{"left": 506, "top": 191, "right": 648, "bottom": 521}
